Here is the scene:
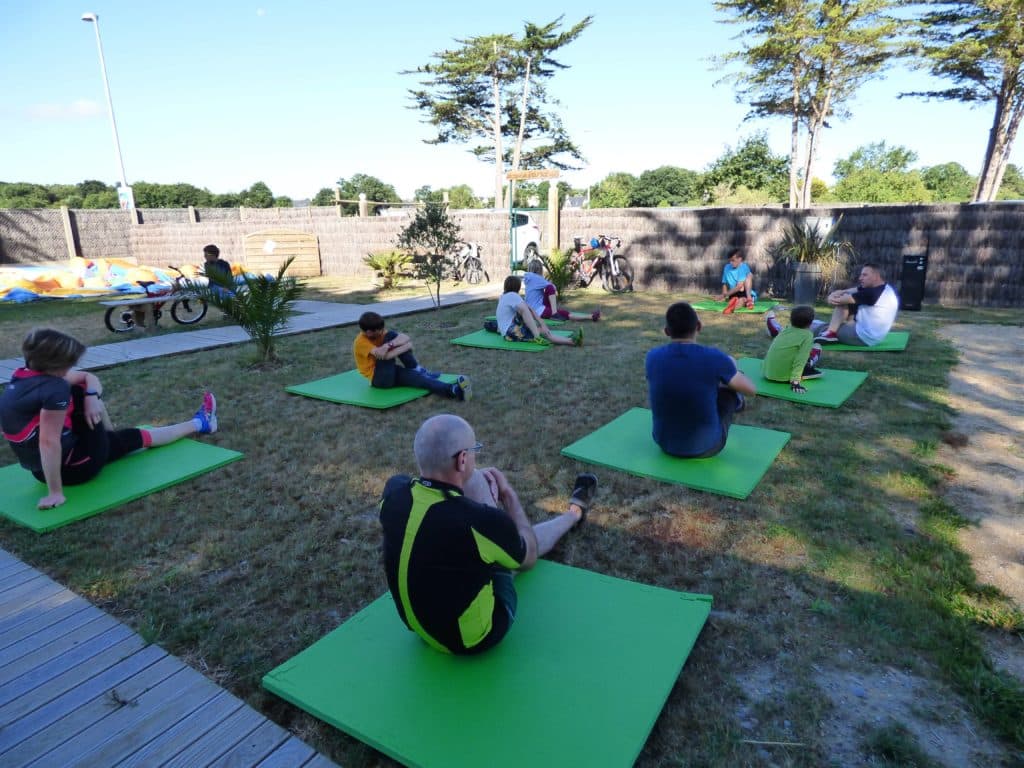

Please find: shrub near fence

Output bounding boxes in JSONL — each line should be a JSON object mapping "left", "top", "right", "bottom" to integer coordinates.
{"left": 0, "top": 203, "right": 1021, "bottom": 306}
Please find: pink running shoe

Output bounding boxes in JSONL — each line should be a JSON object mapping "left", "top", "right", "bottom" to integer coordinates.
{"left": 194, "top": 391, "right": 218, "bottom": 434}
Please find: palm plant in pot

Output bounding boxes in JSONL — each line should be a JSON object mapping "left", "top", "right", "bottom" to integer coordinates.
{"left": 774, "top": 215, "right": 856, "bottom": 304}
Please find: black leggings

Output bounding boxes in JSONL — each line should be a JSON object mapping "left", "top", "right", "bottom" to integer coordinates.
{"left": 32, "top": 387, "right": 145, "bottom": 486}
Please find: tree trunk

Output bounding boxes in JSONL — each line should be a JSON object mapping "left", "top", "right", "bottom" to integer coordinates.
{"left": 975, "top": 76, "right": 1023, "bottom": 201}
{"left": 512, "top": 56, "right": 532, "bottom": 172}
{"left": 492, "top": 72, "right": 505, "bottom": 209}
{"left": 789, "top": 62, "right": 802, "bottom": 208}
{"left": 992, "top": 96, "right": 1023, "bottom": 194}
{"left": 800, "top": 84, "right": 832, "bottom": 208}
{"left": 975, "top": 90, "right": 1011, "bottom": 201}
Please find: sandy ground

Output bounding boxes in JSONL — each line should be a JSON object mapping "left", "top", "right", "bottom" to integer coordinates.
{"left": 936, "top": 324, "right": 1024, "bottom": 606}
{"left": 738, "top": 324, "right": 1024, "bottom": 767}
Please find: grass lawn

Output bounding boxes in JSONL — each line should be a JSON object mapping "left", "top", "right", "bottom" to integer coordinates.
{"left": 1, "top": 287, "right": 1022, "bottom": 766}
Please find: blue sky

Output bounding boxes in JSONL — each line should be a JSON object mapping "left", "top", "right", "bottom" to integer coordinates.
{"left": 1, "top": 1, "right": 1018, "bottom": 200}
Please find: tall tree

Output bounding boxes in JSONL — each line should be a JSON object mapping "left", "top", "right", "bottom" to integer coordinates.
{"left": 241, "top": 181, "right": 274, "bottom": 208}
{"left": 406, "top": 16, "right": 591, "bottom": 208}
{"left": 336, "top": 174, "right": 400, "bottom": 215}
{"left": 589, "top": 172, "right": 637, "bottom": 209}
{"left": 921, "top": 162, "right": 976, "bottom": 201}
{"left": 311, "top": 187, "right": 336, "bottom": 207}
{"left": 831, "top": 141, "right": 932, "bottom": 202}
{"left": 630, "top": 167, "right": 701, "bottom": 207}
{"left": 715, "top": 0, "right": 896, "bottom": 207}
{"left": 699, "top": 133, "right": 789, "bottom": 202}
{"left": 902, "top": 1, "right": 1024, "bottom": 201}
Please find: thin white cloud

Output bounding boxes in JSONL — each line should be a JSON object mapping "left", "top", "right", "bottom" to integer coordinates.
{"left": 24, "top": 100, "right": 102, "bottom": 120}
{"left": 256, "top": 8, "right": 267, "bottom": 16}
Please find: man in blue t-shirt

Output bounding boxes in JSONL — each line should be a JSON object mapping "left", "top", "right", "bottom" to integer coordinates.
{"left": 645, "top": 302, "right": 757, "bottom": 458}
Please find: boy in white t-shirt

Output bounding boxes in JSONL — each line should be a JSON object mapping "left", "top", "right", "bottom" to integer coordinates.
{"left": 496, "top": 276, "right": 582, "bottom": 347}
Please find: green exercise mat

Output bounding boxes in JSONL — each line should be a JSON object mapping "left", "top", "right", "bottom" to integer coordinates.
{"left": 561, "top": 407, "right": 789, "bottom": 499}
{"left": 818, "top": 331, "right": 909, "bottom": 352}
{"left": 451, "top": 329, "right": 574, "bottom": 351}
{"left": 263, "top": 560, "right": 711, "bottom": 768}
{"left": 484, "top": 314, "right": 564, "bottom": 325}
{"left": 0, "top": 439, "right": 243, "bottom": 533}
{"left": 689, "top": 299, "right": 774, "bottom": 314}
{"left": 286, "top": 370, "right": 458, "bottom": 409}
{"left": 738, "top": 358, "right": 868, "bottom": 408}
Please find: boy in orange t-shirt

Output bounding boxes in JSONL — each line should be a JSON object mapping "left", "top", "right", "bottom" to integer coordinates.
{"left": 353, "top": 312, "right": 471, "bottom": 400}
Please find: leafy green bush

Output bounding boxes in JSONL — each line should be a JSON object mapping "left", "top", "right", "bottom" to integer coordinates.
{"left": 363, "top": 250, "right": 413, "bottom": 289}
{"left": 396, "top": 202, "right": 462, "bottom": 309}
{"left": 772, "top": 214, "right": 856, "bottom": 297}
{"left": 188, "top": 258, "right": 304, "bottom": 363}
{"left": 540, "top": 250, "right": 577, "bottom": 299}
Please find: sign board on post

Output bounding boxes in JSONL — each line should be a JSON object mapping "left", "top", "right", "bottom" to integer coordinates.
{"left": 505, "top": 169, "right": 560, "bottom": 181}
{"left": 117, "top": 186, "right": 135, "bottom": 211}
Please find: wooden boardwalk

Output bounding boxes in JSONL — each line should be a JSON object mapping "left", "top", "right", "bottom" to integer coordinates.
{"left": 0, "top": 547, "right": 338, "bottom": 768}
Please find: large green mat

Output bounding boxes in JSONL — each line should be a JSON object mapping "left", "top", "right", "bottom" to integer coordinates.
{"left": 821, "top": 331, "right": 909, "bottom": 352}
{"left": 286, "top": 369, "right": 457, "bottom": 409}
{"left": 263, "top": 560, "right": 711, "bottom": 768}
{"left": 689, "top": 299, "right": 774, "bottom": 314}
{"left": 451, "top": 329, "right": 573, "bottom": 351}
{"left": 738, "top": 358, "right": 868, "bottom": 409}
{"left": 561, "top": 407, "right": 789, "bottom": 499}
{"left": 0, "top": 440, "right": 243, "bottom": 533}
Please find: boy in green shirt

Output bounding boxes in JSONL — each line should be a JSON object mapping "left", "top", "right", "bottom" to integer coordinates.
{"left": 763, "top": 305, "right": 822, "bottom": 394}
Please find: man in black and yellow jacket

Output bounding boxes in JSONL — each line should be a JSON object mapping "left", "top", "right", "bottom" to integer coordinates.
{"left": 380, "top": 414, "right": 597, "bottom": 655}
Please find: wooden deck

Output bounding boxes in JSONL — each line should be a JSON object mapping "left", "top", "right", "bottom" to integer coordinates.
{"left": 0, "top": 547, "right": 338, "bottom": 768}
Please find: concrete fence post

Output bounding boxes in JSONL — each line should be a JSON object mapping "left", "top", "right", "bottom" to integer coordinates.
{"left": 547, "top": 183, "right": 560, "bottom": 254}
{"left": 358, "top": 193, "right": 368, "bottom": 218}
{"left": 60, "top": 206, "right": 77, "bottom": 259}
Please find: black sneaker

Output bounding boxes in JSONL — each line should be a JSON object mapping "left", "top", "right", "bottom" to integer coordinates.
{"left": 568, "top": 473, "right": 598, "bottom": 524}
{"left": 801, "top": 366, "right": 823, "bottom": 380}
{"left": 734, "top": 392, "right": 746, "bottom": 413}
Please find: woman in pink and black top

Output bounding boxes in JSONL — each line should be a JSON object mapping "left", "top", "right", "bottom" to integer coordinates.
{"left": 0, "top": 328, "right": 217, "bottom": 510}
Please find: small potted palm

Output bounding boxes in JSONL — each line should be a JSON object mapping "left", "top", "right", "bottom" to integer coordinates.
{"left": 773, "top": 215, "right": 856, "bottom": 305}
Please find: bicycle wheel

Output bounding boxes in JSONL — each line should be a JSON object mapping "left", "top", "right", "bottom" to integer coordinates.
{"left": 606, "top": 256, "right": 634, "bottom": 293}
{"left": 171, "top": 297, "right": 208, "bottom": 325}
{"left": 105, "top": 306, "right": 136, "bottom": 333}
{"left": 466, "top": 257, "right": 489, "bottom": 284}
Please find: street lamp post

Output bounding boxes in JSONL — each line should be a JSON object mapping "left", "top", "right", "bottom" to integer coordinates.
{"left": 81, "top": 12, "right": 134, "bottom": 210}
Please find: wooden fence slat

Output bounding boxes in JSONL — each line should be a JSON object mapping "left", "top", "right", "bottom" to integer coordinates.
{"left": 159, "top": 705, "right": 267, "bottom": 768}
{"left": 112, "top": 689, "right": 243, "bottom": 768}
{"left": 0, "top": 634, "right": 146, "bottom": 726}
{"left": 0, "top": 643, "right": 165, "bottom": 757}
{"left": 206, "top": 719, "right": 291, "bottom": 768}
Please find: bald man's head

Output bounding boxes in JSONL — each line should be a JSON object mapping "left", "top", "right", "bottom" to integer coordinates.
{"left": 414, "top": 414, "right": 476, "bottom": 477}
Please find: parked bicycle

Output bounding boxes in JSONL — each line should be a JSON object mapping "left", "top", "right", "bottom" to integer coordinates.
{"left": 570, "top": 235, "right": 633, "bottom": 292}
{"left": 449, "top": 241, "right": 489, "bottom": 284}
{"left": 103, "top": 266, "right": 208, "bottom": 333}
